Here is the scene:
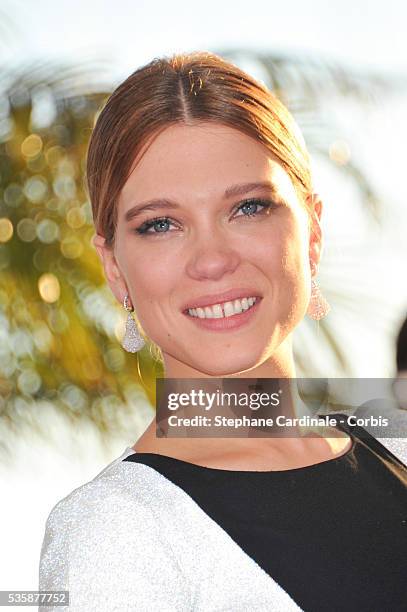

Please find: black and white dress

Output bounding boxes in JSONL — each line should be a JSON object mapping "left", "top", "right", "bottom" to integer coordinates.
{"left": 39, "top": 414, "right": 407, "bottom": 612}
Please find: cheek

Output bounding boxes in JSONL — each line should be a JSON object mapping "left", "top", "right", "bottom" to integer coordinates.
{"left": 121, "top": 240, "right": 181, "bottom": 326}
{"left": 279, "top": 227, "right": 311, "bottom": 317}
{"left": 123, "top": 240, "right": 167, "bottom": 291}
{"left": 257, "top": 220, "right": 310, "bottom": 318}
{"left": 251, "top": 219, "right": 308, "bottom": 277}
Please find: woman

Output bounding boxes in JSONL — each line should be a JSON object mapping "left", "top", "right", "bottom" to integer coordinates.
{"left": 39, "top": 51, "right": 407, "bottom": 611}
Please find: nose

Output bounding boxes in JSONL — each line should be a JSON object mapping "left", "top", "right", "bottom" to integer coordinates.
{"left": 185, "top": 228, "right": 241, "bottom": 281}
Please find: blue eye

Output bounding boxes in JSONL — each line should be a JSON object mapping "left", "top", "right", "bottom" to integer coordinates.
{"left": 134, "top": 197, "right": 274, "bottom": 236}
{"left": 234, "top": 198, "right": 272, "bottom": 218}
{"left": 135, "top": 217, "right": 176, "bottom": 235}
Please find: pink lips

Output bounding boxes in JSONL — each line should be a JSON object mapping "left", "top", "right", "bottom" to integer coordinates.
{"left": 182, "top": 288, "right": 262, "bottom": 312}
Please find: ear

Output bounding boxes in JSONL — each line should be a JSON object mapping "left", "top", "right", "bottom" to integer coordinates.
{"left": 92, "top": 233, "right": 129, "bottom": 306}
{"left": 306, "top": 193, "right": 324, "bottom": 275}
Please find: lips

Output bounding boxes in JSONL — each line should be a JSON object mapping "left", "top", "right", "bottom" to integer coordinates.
{"left": 182, "top": 288, "right": 263, "bottom": 312}
{"left": 184, "top": 295, "right": 262, "bottom": 332}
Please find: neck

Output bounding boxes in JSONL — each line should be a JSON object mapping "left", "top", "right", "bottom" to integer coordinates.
{"left": 158, "top": 335, "right": 313, "bottom": 441}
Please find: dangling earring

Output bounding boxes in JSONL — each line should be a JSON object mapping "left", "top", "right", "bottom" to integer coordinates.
{"left": 307, "top": 262, "right": 331, "bottom": 320}
{"left": 121, "top": 294, "right": 145, "bottom": 352}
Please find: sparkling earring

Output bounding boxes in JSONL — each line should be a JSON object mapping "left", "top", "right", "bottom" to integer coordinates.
{"left": 307, "top": 263, "right": 331, "bottom": 320}
{"left": 121, "top": 294, "right": 145, "bottom": 352}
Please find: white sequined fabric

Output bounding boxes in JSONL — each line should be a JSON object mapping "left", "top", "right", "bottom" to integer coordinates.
{"left": 39, "top": 438, "right": 407, "bottom": 612}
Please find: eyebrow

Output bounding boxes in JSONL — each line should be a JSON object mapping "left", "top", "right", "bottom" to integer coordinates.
{"left": 123, "top": 181, "right": 279, "bottom": 223}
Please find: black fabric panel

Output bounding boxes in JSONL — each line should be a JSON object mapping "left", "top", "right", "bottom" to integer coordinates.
{"left": 124, "top": 414, "right": 407, "bottom": 612}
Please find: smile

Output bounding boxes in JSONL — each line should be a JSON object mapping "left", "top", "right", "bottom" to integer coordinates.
{"left": 183, "top": 296, "right": 262, "bottom": 332}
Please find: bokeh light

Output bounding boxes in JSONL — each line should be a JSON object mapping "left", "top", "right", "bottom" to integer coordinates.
{"left": 17, "top": 218, "right": 37, "bottom": 242}
{"left": 329, "top": 140, "right": 351, "bottom": 165}
{"left": 24, "top": 175, "right": 48, "bottom": 203}
{"left": 21, "top": 134, "right": 43, "bottom": 158}
{"left": 0, "top": 218, "right": 13, "bottom": 242}
{"left": 38, "top": 273, "right": 60, "bottom": 303}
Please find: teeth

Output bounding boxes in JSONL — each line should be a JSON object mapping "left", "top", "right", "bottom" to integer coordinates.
{"left": 212, "top": 304, "right": 223, "bottom": 318}
{"left": 187, "top": 296, "right": 258, "bottom": 319}
{"left": 223, "top": 302, "right": 235, "bottom": 317}
{"left": 233, "top": 299, "right": 242, "bottom": 314}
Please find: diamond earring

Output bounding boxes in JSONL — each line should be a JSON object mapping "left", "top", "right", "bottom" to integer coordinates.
{"left": 307, "top": 263, "right": 331, "bottom": 320}
{"left": 121, "top": 294, "right": 145, "bottom": 352}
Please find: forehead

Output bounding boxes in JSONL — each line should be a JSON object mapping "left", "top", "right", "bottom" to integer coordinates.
{"left": 119, "top": 122, "right": 296, "bottom": 206}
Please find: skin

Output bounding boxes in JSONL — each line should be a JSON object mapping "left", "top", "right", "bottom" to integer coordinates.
{"left": 93, "top": 122, "right": 351, "bottom": 470}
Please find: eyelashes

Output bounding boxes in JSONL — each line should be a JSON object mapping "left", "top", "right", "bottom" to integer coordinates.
{"left": 133, "top": 197, "right": 277, "bottom": 236}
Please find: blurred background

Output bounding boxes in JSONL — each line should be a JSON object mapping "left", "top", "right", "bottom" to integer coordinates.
{"left": 0, "top": 0, "right": 407, "bottom": 596}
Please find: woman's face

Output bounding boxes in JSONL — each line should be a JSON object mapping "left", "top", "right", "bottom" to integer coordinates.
{"left": 96, "top": 122, "right": 321, "bottom": 376}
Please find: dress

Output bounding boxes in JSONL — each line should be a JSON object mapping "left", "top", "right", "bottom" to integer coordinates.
{"left": 39, "top": 415, "right": 407, "bottom": 612}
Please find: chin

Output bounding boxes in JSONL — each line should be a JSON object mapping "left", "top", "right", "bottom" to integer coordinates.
{"left": 192, "top": 356, "right": 260, "bottom": 377}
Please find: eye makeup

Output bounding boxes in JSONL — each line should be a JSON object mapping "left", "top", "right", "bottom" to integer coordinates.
{"left": 133, "top": 197, "right": 278, "bottom": 236}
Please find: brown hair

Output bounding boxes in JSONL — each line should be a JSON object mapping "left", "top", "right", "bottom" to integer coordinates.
{"left": 86, "top": 50, "right": 312, "bottom": 249}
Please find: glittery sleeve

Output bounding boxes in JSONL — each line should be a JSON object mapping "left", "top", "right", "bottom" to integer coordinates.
{"left": 376, "top": 437, "right": 407, "bottom": 466}
{"left": 39, "top": 498, "right": 70, "bottom": 609}
{"left": 38, "top": 479, "right": 192, "bottom": 611}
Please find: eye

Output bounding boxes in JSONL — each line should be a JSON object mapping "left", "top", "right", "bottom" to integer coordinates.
{"left": 134, "top": 217, "right": 179, "bottom": 235}
{"left": 133, "top": 197, "right": 276, "bottom": 236}
{"left": 232, "top": 197, "right": 274, "bottom": 219}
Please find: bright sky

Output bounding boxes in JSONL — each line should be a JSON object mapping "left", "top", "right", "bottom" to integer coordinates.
{"left": 2, "top": 0, "right": 407, "bottom": 77}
